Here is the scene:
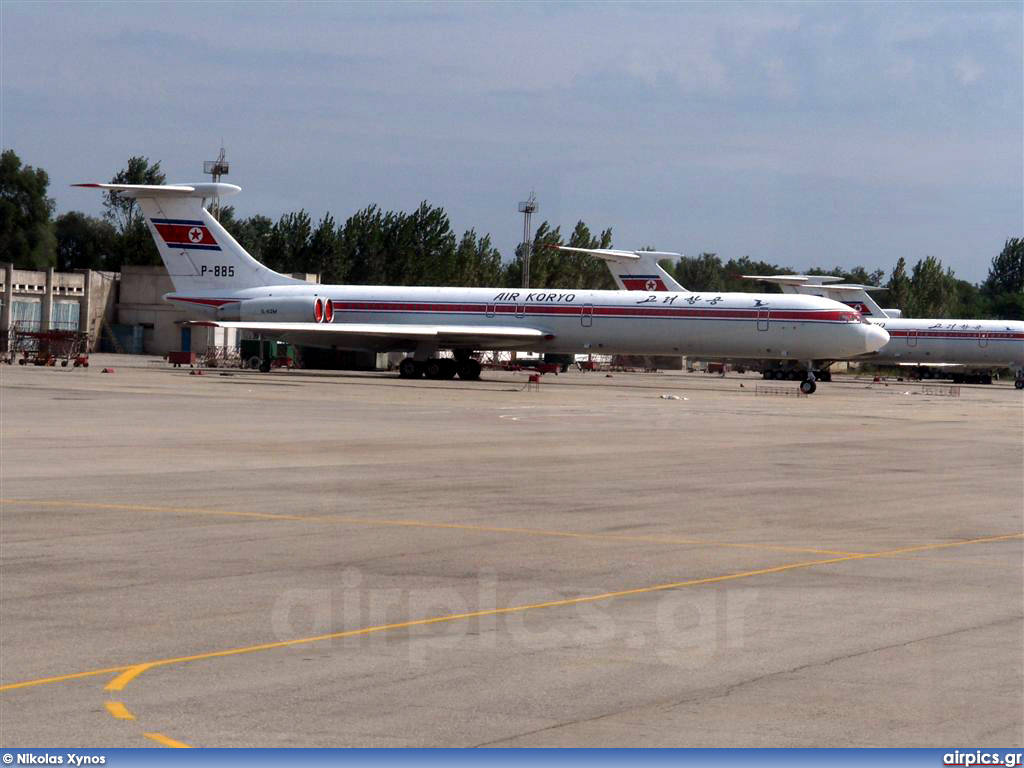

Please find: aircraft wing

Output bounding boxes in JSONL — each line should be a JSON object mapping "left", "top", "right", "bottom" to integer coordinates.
{"left": 186, "top": 320, "right": 552, "bottom": 349}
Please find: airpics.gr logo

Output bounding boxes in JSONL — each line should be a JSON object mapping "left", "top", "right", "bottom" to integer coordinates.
{"left": 943, "top": 751, "right": 1022, "bottom": 767}
{"left": 151, "top": 218, "right": 221, "bottom": 251}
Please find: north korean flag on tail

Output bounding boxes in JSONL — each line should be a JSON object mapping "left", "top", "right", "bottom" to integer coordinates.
{"left": 620, "top": 275, "right": 668, "bottom": 291}
{"left": 844, "top": 301, "right": 873, "bottom": 315}
{"left": 151, "top": 218, "right": 221, "bottom": 251}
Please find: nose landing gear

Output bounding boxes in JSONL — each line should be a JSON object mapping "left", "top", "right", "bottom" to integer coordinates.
{"left": 799, "top": 362, "right": 817, "bottom": 395}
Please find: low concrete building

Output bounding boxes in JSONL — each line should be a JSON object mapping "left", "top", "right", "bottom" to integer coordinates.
{"left": 1, "top": 263, "right": 117, "bottom": 352}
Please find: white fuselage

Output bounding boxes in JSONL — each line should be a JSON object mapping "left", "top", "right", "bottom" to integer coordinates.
{"left": 865, "top": 317, "right": 1024, "bottom": 369}
{"left": 740, "top": 275, "right": 1024, "bottom": 372}
{"left": 168, "top": 284, "right": 888, "bottom": 360}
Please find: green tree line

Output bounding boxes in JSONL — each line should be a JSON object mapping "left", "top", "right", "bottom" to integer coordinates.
{"left": 663, "top": 247, "right": 1024, "bottom": 320}
{"left": 3, "top": 149, "right": 1021, "bottom": 319}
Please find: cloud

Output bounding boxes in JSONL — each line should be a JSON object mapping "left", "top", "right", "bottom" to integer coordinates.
{"left": 953, "top": 55, "right": 984, "bottom": 85}
{"left": 2, "top": 0, "right": 1020, "bottom": 282}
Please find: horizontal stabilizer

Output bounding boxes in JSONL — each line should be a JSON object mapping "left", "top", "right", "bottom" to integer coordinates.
{"left": 802, "top": 284, "right": 872, "bottom": 293}
{"left": 556, "top": 246, "right": 681, "bottom": 262}
{"left": 556, "top": 246, "right": 686, "bottom": 292}
{"left": 73, "top": 182, "right": 241, "bottom": 199}
{"left": 823, "top": 283, "right": 886, "bottom": 292}
{"left": 742, "top": 274, "right": 846, "bottom": 286}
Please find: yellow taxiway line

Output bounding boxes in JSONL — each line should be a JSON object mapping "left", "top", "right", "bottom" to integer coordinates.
{"left": 0, "top": 498, "right": 861, "bottom": 556}
{"left": 0, "top": 531, "right": 1019, "bottom": 695}
{"left": 105, "top": 664, "right": 153, "bottom": 692}
{"left": 143, "top": 732, "right": 191, "bottom": 748}
{"left": 103, "top": 700, "right": 135, "bottom": 720}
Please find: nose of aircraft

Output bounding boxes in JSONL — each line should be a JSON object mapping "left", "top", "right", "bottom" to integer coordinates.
{"left": 863, "top": 323, "right": 890, "bottom": 353}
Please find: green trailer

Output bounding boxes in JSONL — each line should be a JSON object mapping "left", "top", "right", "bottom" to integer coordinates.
{"left": 239, "top": 339, "right": 299, "bottom": 372}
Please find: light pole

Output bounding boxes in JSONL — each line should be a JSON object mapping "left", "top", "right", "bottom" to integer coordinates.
{"left": 203, "top": 146, "right": 229, "bottom": 221}
{"left": 518, "top": 193, "right": 538, "bottom": 289}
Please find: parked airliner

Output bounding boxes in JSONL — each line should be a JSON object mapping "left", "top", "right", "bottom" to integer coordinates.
{"left": 568, "top": 246, "right": 1023, "bottom": 389}
{"left": 747, "top": 275, "right": 1024, "bottom": 389}
{"left": 76, "top": 183, "right": 887, "bottom": 392}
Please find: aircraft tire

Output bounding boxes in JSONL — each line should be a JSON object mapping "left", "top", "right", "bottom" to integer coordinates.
{"left": 259, "top": 359, "right": 271, "bottom": 373}
{"left": 441, "top": 359, "right": 458, "bottom": 379}
{"left": 799, "top": 379, "right": 816, "bottom": 395}
{"left": 1015, "top": 379, "right": 1023, "bottom": 390}
{"left": 247, "top": 356, "right": 261, "bottom": 370}
{"left": 398, "top": 358, "right": 421, "bottom": 378}
{"left": 457, "top": 359, "right": 481, "bottom": 380}
{"left": 424, "top": 359, "right": 445, "bottom": 379}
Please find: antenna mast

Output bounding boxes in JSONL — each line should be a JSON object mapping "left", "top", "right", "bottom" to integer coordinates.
{"left": 517, "top": 192, "right": 538, "bottom": 289}
{"left": 203, "top": 145, "right": 230, "bottom": 220}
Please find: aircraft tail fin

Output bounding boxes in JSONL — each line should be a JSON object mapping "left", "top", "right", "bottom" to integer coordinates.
{"left": 555, "top": 246, "right": 685, "bottom": 291}
{"left": 804, "top": 284, "right": 890, "bottom": 319}
{"left": 743, "top": 275, "right": 894, "bottom": 319}
{"left": 73, "top": 183, "right": 303, "bottom": 294}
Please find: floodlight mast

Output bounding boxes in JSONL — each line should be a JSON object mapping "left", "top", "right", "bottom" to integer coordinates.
{"left": 518, "top": 192, "right": 538, "bottom": 289}
{"left": 203, "top": 145, "right": 230, "bottom": 220}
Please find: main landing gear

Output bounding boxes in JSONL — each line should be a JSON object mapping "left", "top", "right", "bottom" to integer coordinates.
{"left": 398, "top": 356, "right": 481, "bottom": 380}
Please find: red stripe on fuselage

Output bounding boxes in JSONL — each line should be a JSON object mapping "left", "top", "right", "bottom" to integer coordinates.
{"left": 327, "top": 301, "right": 855, "bottom": 323}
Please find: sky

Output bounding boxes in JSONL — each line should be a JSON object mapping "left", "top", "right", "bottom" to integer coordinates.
{"left": 2, "top": 1, "right": 1021, "bottom": 284}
